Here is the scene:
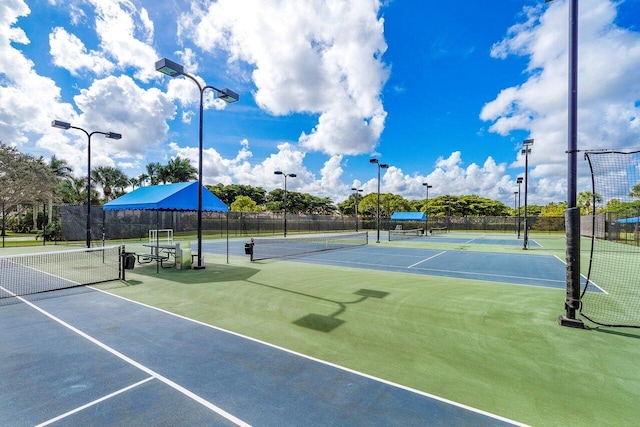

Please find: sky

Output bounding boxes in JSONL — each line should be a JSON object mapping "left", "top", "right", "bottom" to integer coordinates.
{"left": 1, "top": 0, "right": 639, "bottom": 206}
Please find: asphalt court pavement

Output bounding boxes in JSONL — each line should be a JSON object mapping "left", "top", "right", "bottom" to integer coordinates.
{"left": 0, "top": 289, "right": 522, "bottom": 426}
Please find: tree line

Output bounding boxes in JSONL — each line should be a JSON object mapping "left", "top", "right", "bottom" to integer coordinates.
{"left": 4, "top": 143, "right": 640, "bottom": 234}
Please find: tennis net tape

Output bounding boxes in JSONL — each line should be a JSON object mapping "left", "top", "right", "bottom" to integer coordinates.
{"left": 388, "top": 228, "right": 424, "bottom": 241}
{"left": 250, "top": 232, "right": 368, "bottom": 261}
{"left": 0, "top": 245, "right": 122, "bottom": 300}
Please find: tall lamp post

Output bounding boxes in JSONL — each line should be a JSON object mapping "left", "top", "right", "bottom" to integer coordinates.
{"left": 522, "top": 138, "right": 534, "bottom": 250}
{"left": 369, "top": 159, "right": 389, "bottom": 243}
{"left": 274, "top": 171, "right": 296, "bottom": 236}
{"left": 422, "top": 183, "right": 432, "bottom": 233}
{"left": 155, "top": 58, "right": 239, "bottom": 270}
{"left": 51, "top": 120, "right": 121, "bottom": 248}
{"left": 513, "top": 191, "right": 518, "bottom": 234}
{"left": 516, "top": 176, "right": 523, "bottom": 239}
{"left": 546, "top": 0, "right": 583, "bottom": 327}
{"left": 351, "top": 187, "right": 363, "bottom": 232}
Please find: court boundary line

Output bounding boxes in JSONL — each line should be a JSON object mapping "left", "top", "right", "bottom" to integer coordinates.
{"left": 95, "top": 288, "right": 528, "bottom": 426}
{"left": 552, "top": 255, "right": 607, "bottom": 294}
{"left": 13, "top": 292, "right": 250, "bottom": 427}
{"left": 36, "top": 377, "right": 155, "bottom": 427}
{"left": 408, "top": 251, "right": 446, "bottom": 268}
{"left": 295, "top": 257, "right": 567, "bottom": 288}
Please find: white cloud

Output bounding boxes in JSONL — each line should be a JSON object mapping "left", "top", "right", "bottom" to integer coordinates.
{"left": 49, "top": 27, "right": 115, "bottom": 76}
{"left": 177, "top": 0, "right": 389, "bottom": 156}
{"left": 481, "top": 0, "right": 640, "bottom": 187}
{"left": 71, "top": 75, "right": 175, "bottom": 162}
{"left": 0, "top": 1, "right": 76, "bottom": 145}
{"left": 89, "top": 0, "right": 158, "bottom": 82}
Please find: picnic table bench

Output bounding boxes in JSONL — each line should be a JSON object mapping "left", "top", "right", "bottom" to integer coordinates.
{"left": 139, "top": 244, "right": 177, "bottom": 268}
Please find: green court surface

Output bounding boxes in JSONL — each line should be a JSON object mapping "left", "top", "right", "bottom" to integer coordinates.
{"left": 86, "top": 232, "right": 640, "bottom": 426}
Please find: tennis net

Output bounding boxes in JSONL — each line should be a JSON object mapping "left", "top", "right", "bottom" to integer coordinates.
{"left": 0, "top": 245, "right": 123, "bottom": 300}
{"left": 388, "top": 228, "right": 424, "bottom": 241}
{"left": 249, "top": 232, "right": 368, "bottom": 261}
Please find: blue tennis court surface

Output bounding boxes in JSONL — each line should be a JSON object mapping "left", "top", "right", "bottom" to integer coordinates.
{"left": 289, "top": 246, "right": 569, "bottom": 289}
{"left": 422, "top": 234, "right": 541, "bottom": 247}
{"left": 0, "top": 289, "right": 522, "bottom": 426}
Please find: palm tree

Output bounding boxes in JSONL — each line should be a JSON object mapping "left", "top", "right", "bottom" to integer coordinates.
{"left": 165, "top": 156, "right": 197, "bottom": 183}
{"left": 49, "top": 155, "right": 73, "bottom": 180}
{"left": 48, "top": 155, "right": 73, "bottom": 222}
{"left": 145, "top": 162, "right": 162, "bottom": 185}
{"left": 578, "top": 191, "right": 602, "bottom": 214}
{"left": 91, "top": 166, "right": 129, "bottom": 203}
{"left": 58, "top": 177, "right": 89, "bottom": 204}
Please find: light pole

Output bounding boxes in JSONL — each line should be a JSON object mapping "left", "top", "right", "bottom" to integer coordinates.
{"left": 274, "top": 171, "right": 296, "bottom": 237}
{"left": 156, "top": 58, "right": 239, "bottom": 270}
{"left": 422, "top": 183, "right": 432, "bottom": 233}
{"left": 369, "top": 159, "right": 389, "bottom": 243}
{"left": 513, "top": 191, "right": 518, "bottom": 234}
{"left": 516, "top": 176, "right": 523, "bottom": 239}
{"left": 546, "top": 0, "right": 583, "bottom": 327}
{"left": 51, "top": 120, "right": 121, "bottom": 248}
{"left": 522, "top": 138, "right": 534, "bottom": 250}
{"left": 351, "top": 187, "right": 363, "bottom": 232}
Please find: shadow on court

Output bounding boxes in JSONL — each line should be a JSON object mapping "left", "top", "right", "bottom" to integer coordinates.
{"left": 131, "top": 262, "right": 260, "bottom": 283}
{"left": 246, "top": 279, "right": 390, "bottom": 332}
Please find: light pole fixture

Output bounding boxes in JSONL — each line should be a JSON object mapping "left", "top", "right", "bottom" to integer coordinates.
{"left": 155, "top": 58, "right": 239, "bottom": 270}
{"left": 274, "top": 171, "right": 296, "bottom": 237}
{"left": 545, "top": 0, "right": 583, "bottom": 327}
{"left": 51, "top": 120, "right": 121, "bottom": 248}
{"left": 422, "top": 183, "right": 432, "bottom": 233}
{"left": 521, "top": 138, "right": 534, "bottom": 250}
{"left": 513, "top": 191, "right": 518, "bottom": 235}
{"left": 351, "top": 187, "right": 363, "bottom": 232}
{"left": 369, "top": 158, "right": 389, "bottom": 243}
{"left": 516, "top": 176, "right": 523, "bottom": 239}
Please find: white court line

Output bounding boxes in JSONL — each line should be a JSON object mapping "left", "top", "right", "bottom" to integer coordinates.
{"left": 12, "top": 293, "right": 250, "bottom": 427}
{"left": 97, "top": 289, "right": 528, "bottom": 427}
{"left": 553, "top": 255, "right": 607, "bottom": 294}
{"left": 408, "top": 251, "right": 446, "bottom": 268}
{"left": 36, "top": 377, "right": 155, "bottom": 427}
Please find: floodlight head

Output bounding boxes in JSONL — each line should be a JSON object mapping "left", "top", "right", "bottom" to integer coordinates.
{"left": 51, "top": 120, "right": 71, "bottom": 130}
{"left": 517, "top": 177, "right": 523, "bottom": 184}
{"left": 155, "top": 58, "right": 184, "bottom": 77}
{"left": 369, "top": 158, "right": 379, "bottom": 164}
{"left": 217, "top": 88, "right": 239, "bottom": 103}
{"left": 423, "top": 183, "right": 432, "bottom": 188}
{"left": 523, "top": 138, "right": 534, "bottom": 146}
{"left": 274, "top": 171, "right": 283, "bottom": 175}
{"left": 514, "top": 191, "right": 518, "bottom": 194}
{"left": 380, "top": 163, "right": 389, "bottom": 169}
{"left": 106, "top": 132, "right": 122, "bottom": 140}
{"left": 288, "top": 173, "right": 297, "bottom": 178}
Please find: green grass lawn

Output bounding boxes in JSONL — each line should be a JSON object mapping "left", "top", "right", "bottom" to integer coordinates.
{"left": 96, "top": 233, "right": 640, "bottom": 426}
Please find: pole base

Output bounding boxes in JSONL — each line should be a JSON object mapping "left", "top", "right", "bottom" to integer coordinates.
{"left": 193, "top": 265, "right": 206, "bottom": 270}
{"left": 558, "top": 315, "right": 585, "bottom": 329}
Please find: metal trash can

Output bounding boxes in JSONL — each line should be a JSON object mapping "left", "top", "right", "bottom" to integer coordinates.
{"left": 244, "top": 242, "right": 254, "bottom": 255}
{"left": 123, "top": 252, "right": 136, "bottom": 270}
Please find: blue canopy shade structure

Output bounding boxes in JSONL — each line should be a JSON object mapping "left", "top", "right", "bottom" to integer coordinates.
{"left": 390, "top": 212, "right": 426, "bottom": 221}
{"left": 615, "top": 216, "right": 640, "bottom": 224}
{"left": 103, "top": 181, "right": 228, "bottom": 212}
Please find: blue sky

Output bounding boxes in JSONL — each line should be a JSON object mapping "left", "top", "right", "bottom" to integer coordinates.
{"left": 1, "top": 0, "right": 639, "bottom": 206}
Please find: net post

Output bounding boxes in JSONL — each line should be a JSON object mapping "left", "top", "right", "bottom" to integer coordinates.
{"left": 366, "top": 231, "right": 368, "bottom": 245}
{"left": 559, "top": 207, "right": 584, "bottom": 328}
{"left": 119, "top": 244, "right": 125, "bottom": 281}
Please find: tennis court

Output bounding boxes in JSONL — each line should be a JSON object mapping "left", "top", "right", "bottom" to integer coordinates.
{"left": 1, "top": 234, "right": 639, "bottom": 425}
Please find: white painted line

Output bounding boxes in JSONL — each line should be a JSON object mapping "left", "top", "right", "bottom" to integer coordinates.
{"left": 18, "top": 295, "right": 250, "bottom": 427}
{"left": 97, "top": 288, "right": 527, "bottom": 426}
{"left": 36, "top": 377, "right": 155, "bottom": 427}
{"left": 408, "top": 251, "right": 446, "bottom": 268}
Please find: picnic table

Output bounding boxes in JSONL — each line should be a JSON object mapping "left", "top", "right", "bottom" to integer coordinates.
{"left": 138, "top": 244, "right": 177, "bottom": 268}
